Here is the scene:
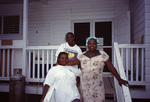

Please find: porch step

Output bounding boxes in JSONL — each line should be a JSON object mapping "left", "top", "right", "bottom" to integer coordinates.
{"left": 105, "top": 100, "right": 117, "bottom": 102}
{"left": 103, "top": 77, "right": 116, "bottom": 101}
{"left": 129, "top": 85, "right": 150, "bottom": 99}
{"left": 103, "top": 77, "right": 115, "bottom": 94}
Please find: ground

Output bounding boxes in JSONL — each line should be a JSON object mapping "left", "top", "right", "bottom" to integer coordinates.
{"left": 0, "top": 92, "right": 150, "bottom": 102}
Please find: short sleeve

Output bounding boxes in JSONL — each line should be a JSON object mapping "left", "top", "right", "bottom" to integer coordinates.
{"left": 77, "top": 53, "right": 84, "bottom": 62}
{"left": 76, "top": 46, "right": 82, "bottom": 57}
{"left": 100, "top": 50, "right": 109, "bottom": 62}
{"left": 44, "top": 67, "right": 55, "bottom": 86}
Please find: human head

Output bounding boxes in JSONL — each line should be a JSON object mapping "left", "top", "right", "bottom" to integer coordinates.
{"left": 86, "top": 36, "right": 99, "bottom": 46}
{"left": 57, "top": 52, "right": 68, "bottom": 66}
{"left": 65, "top": 32, "right": 75, "bottom": 43}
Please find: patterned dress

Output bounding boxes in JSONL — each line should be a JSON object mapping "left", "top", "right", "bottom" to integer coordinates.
{"left": 77, "top": 50, "right": 109, "bottom": 102}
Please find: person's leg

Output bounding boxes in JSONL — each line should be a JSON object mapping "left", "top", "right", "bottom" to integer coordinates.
{"left": 72, "top": 99, "right": 80, "bottom": 102}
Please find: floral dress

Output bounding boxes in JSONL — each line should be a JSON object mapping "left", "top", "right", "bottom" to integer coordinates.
{"left": 77, "top": 50, "right": 109, "bottom": 102}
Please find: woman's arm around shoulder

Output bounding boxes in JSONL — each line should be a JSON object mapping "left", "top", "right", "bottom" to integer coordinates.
{"left": 67, "top": 58, "right": 80, "bottom": 66}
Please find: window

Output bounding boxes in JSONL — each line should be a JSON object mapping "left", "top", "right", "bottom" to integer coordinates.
{"left": 0, "top": 15, "right": 20, "bottom": 35}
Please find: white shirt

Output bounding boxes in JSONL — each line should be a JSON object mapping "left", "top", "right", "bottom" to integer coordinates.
{"left": 55, "top": 42, "right": 82, "bottom": 76}
{"left": 44, "top": 65, "right": 80, "bottom": 102}
{"left": 55, "top": 42, "right": 82, "bottom": 63}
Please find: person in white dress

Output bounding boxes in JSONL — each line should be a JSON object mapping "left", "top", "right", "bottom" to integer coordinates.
{"left": 55, "top": 32, "right": 82, "bottom": 86}
{"left": 41, "top": 52, "right": 80, "bottom": 102}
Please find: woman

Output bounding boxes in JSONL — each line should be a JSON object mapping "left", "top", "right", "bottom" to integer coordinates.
{"left": 67, "top": 37, "right": 128, "bottom": 102}
{"left": 55, "top": 32, "right": 82, "bottom": 85}
{"left": 41, "top": 52, "right": 80, "bottom": 102}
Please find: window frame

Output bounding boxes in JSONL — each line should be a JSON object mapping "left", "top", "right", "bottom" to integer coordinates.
{"left": 0, "top": 14, "right": 22, "bottom": 40}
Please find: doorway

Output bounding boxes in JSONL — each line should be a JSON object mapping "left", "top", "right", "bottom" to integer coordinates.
{"left": 73, "top": 21, "right": 112, "bottom": 72}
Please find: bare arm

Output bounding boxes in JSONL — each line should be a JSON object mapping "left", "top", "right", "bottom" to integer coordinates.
{"left": 40, "top": 84, "right": 50, "bottom": 102}
{"left": 67, "top": 58, "right": 80, "bottom": 66}
{"left": 105, "top": 59, "right": 128, "bottom": 86}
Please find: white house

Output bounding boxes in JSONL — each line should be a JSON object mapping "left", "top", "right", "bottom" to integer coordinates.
{"left": 0, "top": 0, "right": 150, "bottom": 102}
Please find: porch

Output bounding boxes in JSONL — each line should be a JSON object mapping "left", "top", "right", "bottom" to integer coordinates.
{"left": 0, "top": 42, "right": 149, "bottom": 101}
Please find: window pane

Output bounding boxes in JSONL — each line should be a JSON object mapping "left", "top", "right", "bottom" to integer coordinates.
{"left": 74, "top": 23, "right": 90, "bottom": 51}
{"left": 3, "top": 16, "right": 19, "bottom": 34}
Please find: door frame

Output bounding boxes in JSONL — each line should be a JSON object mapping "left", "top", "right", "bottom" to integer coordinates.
{"left": 71, "top": 19, "right": 114, "bottom": 45}
{"left": 71, "top": 19, "right": 115, "bottom": 64}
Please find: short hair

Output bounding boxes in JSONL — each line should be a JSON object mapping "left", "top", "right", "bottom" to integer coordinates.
{"left": 65, "top": 32, "right": 75, "bottom": 42}
{"left": 57, "top": 52, "right": 68, "bottom": 63}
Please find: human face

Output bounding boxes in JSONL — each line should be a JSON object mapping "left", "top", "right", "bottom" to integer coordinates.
{"left": 58, "top": 54, "right": 68, "bottom": 66}
{"left": 88, "top": 39, "right": 97, "bottom": 52}
{"left": 66, "top": 34, "right": 75, "bottom": 44}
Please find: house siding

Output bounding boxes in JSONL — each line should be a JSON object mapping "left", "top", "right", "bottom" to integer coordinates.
{"left": 130, "top": 0, "right": 145, "bottom": 44}
{"left": 130, "top": 0, "right": 150, "bottom": 90}
{"left": 27, "top": 0, "right": 129, "bottom": 46}
{"left": 0, "top": 0, "right": 130, "bottom": 45}
{"left": 145, "top": 0, "right": 150, "bottom": 90}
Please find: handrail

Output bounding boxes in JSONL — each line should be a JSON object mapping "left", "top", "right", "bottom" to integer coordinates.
{"left": 114, "top": 42, "right": 132, "bottom": 102}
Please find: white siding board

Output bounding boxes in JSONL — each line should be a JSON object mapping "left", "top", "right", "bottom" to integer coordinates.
{"left": 146, "top": 20, "right": 150, "bottom": 27}
{"left": 145, "top": 45, "right": 150, "bottom": 51}
{"left": 145, "top": 5, "right": 150, "bottom": 13}
{"left": 145, "top": 75, "right": 150, "bottom": 82}
{"left": 145, "top": 36, "right": 150, "bottom": 43}
{"left": 145, "top": 59, "right": 150, "bottom": 67}
{"left": 133, "top": 22, "right": 145, "bottom": 34}
{"left": 130, "top": 0, "right": 145, "bottom": 44}
{"left": 145, "top": 68, "right": 150, "bottom": 75}
{"left": 145, "top": 0, "right": 150, "bottom": 4}
{"left": 145, "top": 13, "right": 150, "bottom": 20}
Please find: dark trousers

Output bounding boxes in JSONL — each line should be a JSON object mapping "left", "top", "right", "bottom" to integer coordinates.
{"left": 72, "top": 99, "right": 80, "bottom": 102}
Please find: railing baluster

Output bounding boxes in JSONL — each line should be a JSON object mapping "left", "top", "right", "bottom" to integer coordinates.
{"left": 37, "top": 50, "right": 40, "bottom": 78}
{"left": 42, "top": 50, "right": 45, "bottom": 78}
{"left": 131, "top": 48, "right": 133, "bottom": 81}
{"left": 33, "top": 51, "right": 35, "bottom": 78}
{"left": 2, "top": 49, "right": 5, "bottom": 77}
{"left": 46, "top": 49, "right": 49, "bottom": 74}
{"left": 136, "top": 48, "right": 139, "bottom": 81}
{"left": 126, "top": 48, "right": 129, "bottom": 80}
{"left": 141, "top": 48, "right": 144, "bottom": 81}
{"left": 7, "top": 49, "right": 10, "bottom": 77}
{"left": 51, "top": 50, "right": 53, "bottom": 68}
{"left": 29, "top": 50, "right": 31, "bottom": 78}
{"left": 11, "top": 49, "right": 14, "bottom": 76}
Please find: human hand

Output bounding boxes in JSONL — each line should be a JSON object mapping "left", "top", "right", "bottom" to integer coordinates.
{"left": 118, "top": 79, "right": 129, "bottom": 87}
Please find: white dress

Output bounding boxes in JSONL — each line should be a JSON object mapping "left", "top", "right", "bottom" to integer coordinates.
{"left": 44, "top": 65, "right": 80, "bottom": 102}
{"left": 77, "top": 50, "right": 109, "bottom": 102}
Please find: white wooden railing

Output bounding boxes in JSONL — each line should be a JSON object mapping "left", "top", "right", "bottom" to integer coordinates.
{"left": 0, "top": 43, "right": 145, "bottom": 101}
{"left": 25, "top": 45, "right": 112, "bottom": 82}
{"left": 114, "top": 42, "right": 132, "bottom": 102}
{"left": 118, "top": 43, "right": 145, "bottom": 86}
{"left": 0, "top": 46, "right": 22, "bottom": 80}
{"left": 25, "top": 46, "right": 59, "bottom": 82}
